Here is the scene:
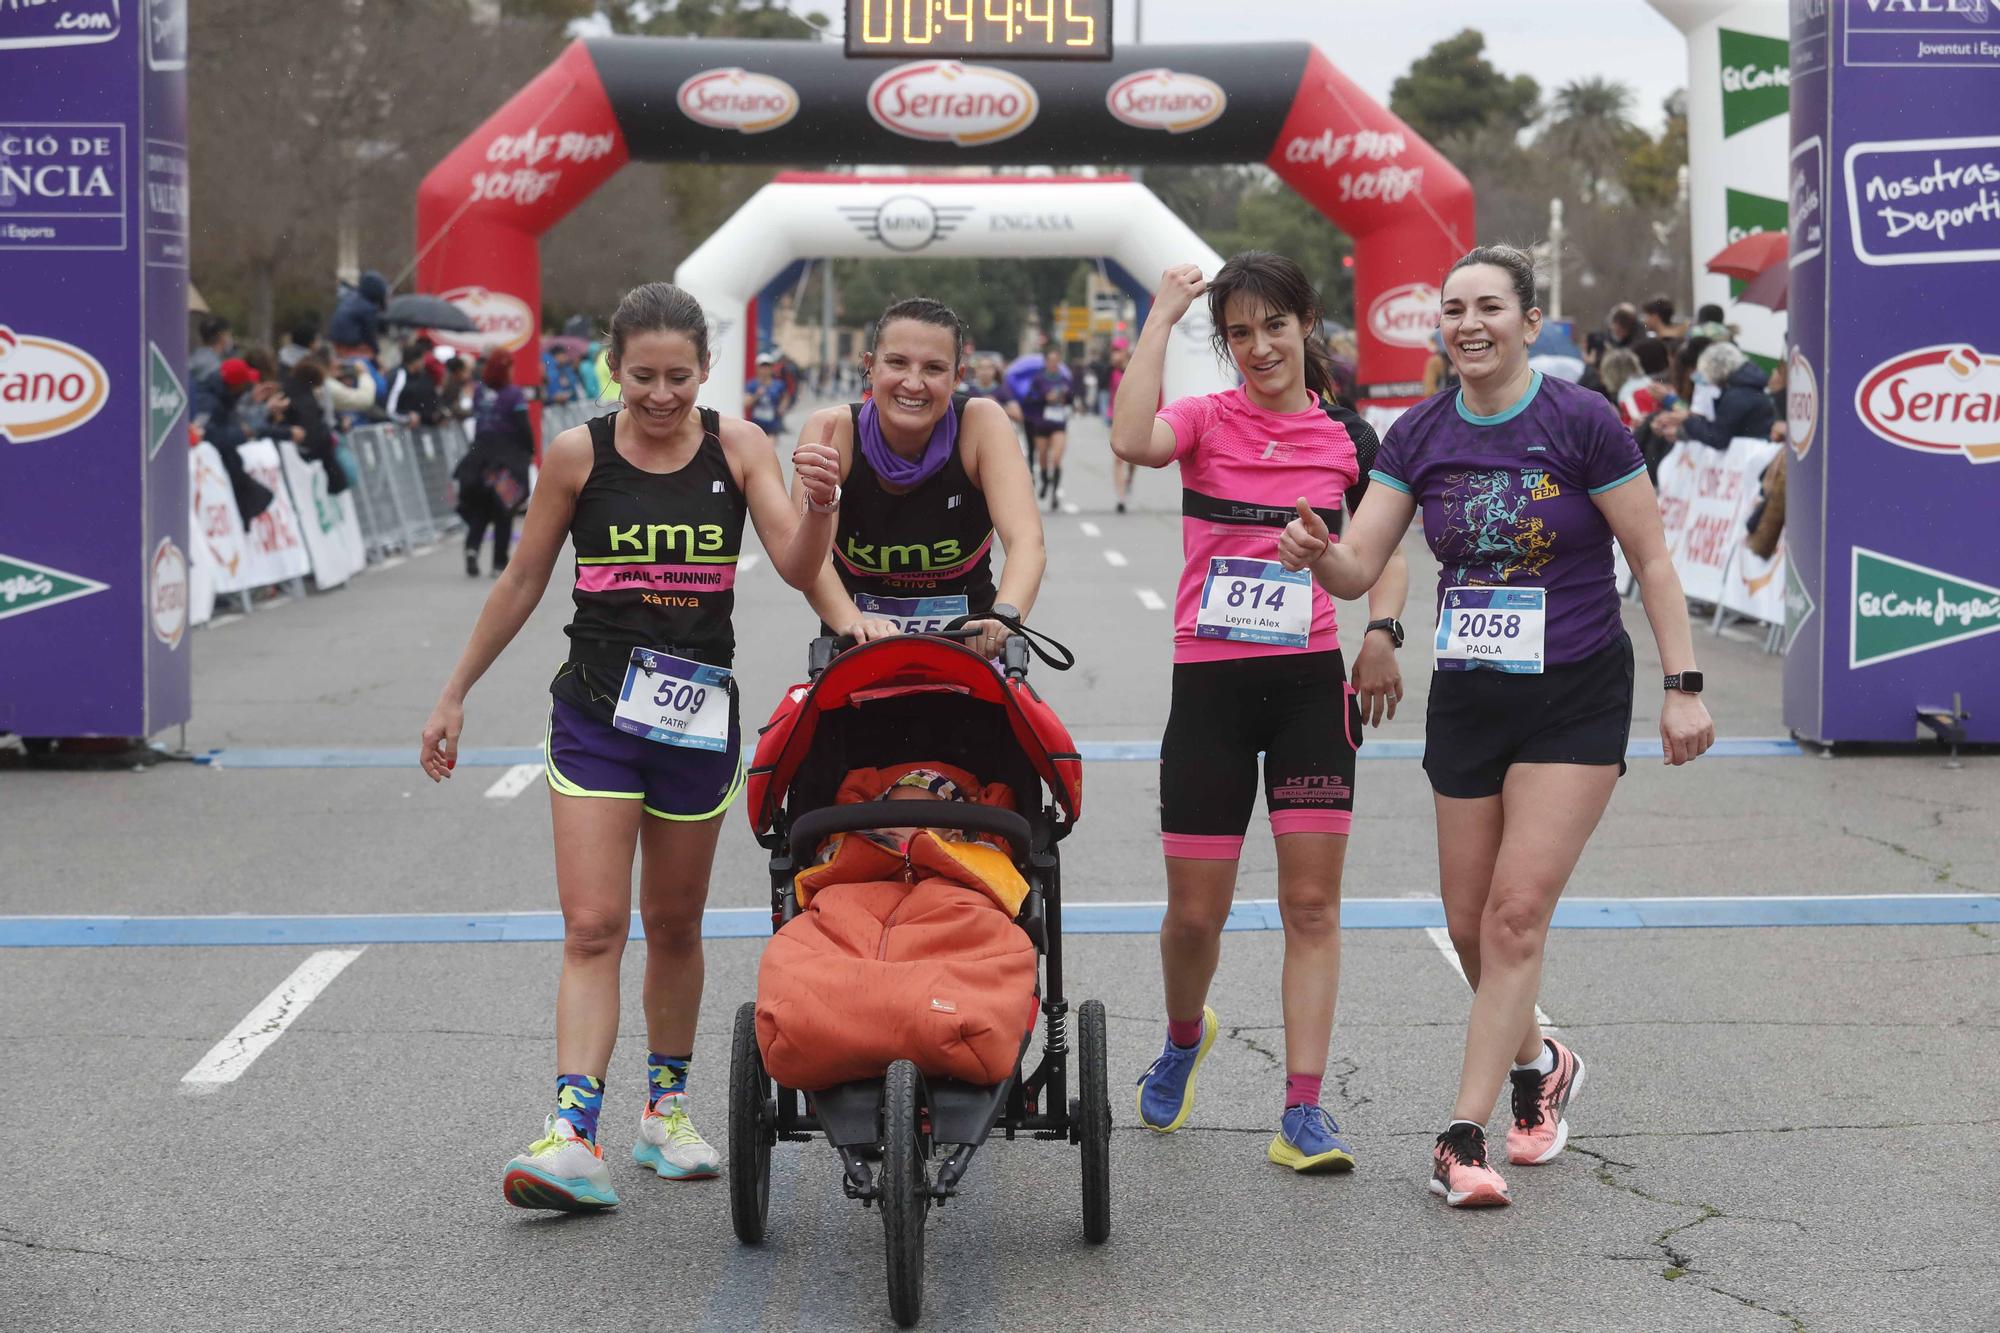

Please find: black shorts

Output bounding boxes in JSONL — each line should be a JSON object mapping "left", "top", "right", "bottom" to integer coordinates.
{"left": 1422, "top": 632, "right": 1634, "bottom": 799}
{"left": 1159, "top": 650, "right": 1362, "bottom": 859}
{"left": 1026, "top": 420, "right": 1067, "bottom": 440}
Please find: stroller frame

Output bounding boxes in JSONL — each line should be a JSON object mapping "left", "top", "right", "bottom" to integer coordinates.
{"left": 731, "top": 632, "right": 1109, "bottom": 1327}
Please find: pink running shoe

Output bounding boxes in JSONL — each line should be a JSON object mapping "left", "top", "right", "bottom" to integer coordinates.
{"left": 1429, "top": 1123, "right": 1510, "bottom": 1207}
{"left": 1506, "top": 1038, "right": 1586, "bottom": 1165}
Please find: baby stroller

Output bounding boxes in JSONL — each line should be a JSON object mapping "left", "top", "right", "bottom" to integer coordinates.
{"left": 736, "top": 628, "right": 1107, "bottom": 1327}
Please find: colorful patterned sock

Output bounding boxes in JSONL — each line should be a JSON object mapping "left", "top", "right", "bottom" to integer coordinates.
{"left": 647, "top": 1052, "right": 693, "bottom": 1110}
{"left": 554, "top": 1074, "right": 605, "bottom": 1145}
{"left": 1285, "top": 1072, "right": 1323, "bottom": 1109}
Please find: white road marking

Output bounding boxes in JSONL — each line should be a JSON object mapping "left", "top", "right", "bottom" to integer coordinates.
{"left": 1061, "top": 501, "right": 1080, "bottom": 515}
{"left": 180, "top": 949, "right": 366, "bottom": 1094}
{"left": 1103, "top": 549, "right": 1129, "bottom": 568}
{"left": 484, "top": 763, "right": 542, "bottom": 800}
{"left": 1424, "top": 926, "right": 1557, "bottom": 1032}
{"left": 204, "top": 614, "right": 243, "bottom": 629}
{"left": 739, "top": 554, "right": 762, "bottom": 575}
{"left": 1136, "top": 588, "right": 1166, "bottom": 611}
{"left": 1079, "top": 521, "right": 1102, "bottom": 538}
{"left": 377, "top": 557, "right": 406, "bottom": 571}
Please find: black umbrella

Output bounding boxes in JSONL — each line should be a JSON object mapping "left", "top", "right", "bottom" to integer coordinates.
{"left": 383, "top": 292, "right": 478, "bottom": 333}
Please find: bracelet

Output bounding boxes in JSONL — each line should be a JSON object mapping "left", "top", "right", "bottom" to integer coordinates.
{"left": 805, "top": 483, "right": 840, "bottom": 515}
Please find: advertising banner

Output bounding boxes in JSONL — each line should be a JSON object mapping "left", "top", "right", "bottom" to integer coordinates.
{"left": 278, "top": 441, "right": 366, "bottom": 589}
{"left": 0, "top": 4, "right": 191, "bottom": 737}
{"left": 237, "top": 441, "right": 314, "bottom": 589}
{"left": 1785, "top": 0, "right": 2000, "bottom": 742}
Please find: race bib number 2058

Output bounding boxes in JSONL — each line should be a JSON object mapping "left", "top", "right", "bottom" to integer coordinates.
{"left": 1435, "top": 587, "right": 1546, "bottom": 673}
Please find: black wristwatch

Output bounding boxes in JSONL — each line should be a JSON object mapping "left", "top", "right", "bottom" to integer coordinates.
{"left": 1365, "top": 617, "right": 1405, "bottom": 649}
{"left": 1664, "top": 671, "right": 1705, "bottom": 694}
{"left": 988, "top": 603, "right": 1020, "bottom": 624}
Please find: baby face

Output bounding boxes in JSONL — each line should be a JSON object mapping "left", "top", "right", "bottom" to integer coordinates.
{"left": 882, "top": 785, "right": 950, "bottom": 845}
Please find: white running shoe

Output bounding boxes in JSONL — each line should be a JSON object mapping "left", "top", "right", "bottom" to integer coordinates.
{"left": 503, "top": 1115, "right": 619, "bottom": 1211}
{"left": 633, "top": 1093, "right": 721, "bottom": 1180}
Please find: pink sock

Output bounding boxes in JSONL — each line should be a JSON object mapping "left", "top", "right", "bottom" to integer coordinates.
{"left": 1285, "top": 1073, "right": 1323, "bottom": 1109}
{"left": 1166, "top": 1016, "right": 1204, "bottom": 1048}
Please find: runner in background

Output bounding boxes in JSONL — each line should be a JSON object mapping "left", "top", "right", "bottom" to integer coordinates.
{"left": 746, "top": 352, "right": 787, "bottom": 443}
{"left": 1278, "top": 243, "right": 1713, "bottom": 1208}
{"left": 1111, "top": 252, "right": 1410, "bottom": 1175}
{"left": 1022, "top": 345, "right": 1074, "bottom": 512}
{"left": 797, "top": 297, "right": 1045, "bottom": 656}
{"left": 962, "top": 353, "right": 1026, "bottom": 454}
{"left": 1103, "top": 342, "right": 1139, "bottom": 513}
{"left": 420, "top": 282, "right": 843, "bottom": 1212}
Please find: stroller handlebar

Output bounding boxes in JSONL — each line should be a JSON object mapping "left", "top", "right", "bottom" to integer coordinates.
{"left": 786, "top": 801, "right": 1033, "bottom": 859}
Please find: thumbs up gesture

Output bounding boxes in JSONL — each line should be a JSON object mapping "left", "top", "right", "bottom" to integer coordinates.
{"left": 1278, "top": 498, "right": 1331, "bottom": 572}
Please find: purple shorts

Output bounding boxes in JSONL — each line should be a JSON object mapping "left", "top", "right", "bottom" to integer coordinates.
{"left": 545, "top": 696, "right": 743, "bottom": 820}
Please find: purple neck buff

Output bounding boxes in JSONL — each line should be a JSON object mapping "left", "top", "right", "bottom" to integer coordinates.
{"left": 858, "top": 396, "right": 957, "bottom": 487}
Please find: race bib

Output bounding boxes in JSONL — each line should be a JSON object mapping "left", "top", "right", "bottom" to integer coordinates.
{"left": 856, "top": 593, "right": 971, "bottom": 635}
{"left": 1042, "top": 404, "right": 1068, "bottom": 424}
{"left": 612, "top": 649, "right": 733, "bottom": 750}
{"left": 1435, "top": 587, "right": 1546, "bottom": 673}
{"left": 1195, "top": 557, "right": 1311, "bottom": 648}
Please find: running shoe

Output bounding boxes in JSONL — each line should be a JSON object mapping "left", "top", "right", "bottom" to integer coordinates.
{"left": 633, "top": 1093, "right": 721, "bottom": 1180}
{"left": 1267, "top": 1105, "right": 1356, "bottom": 1173}
{"left": 464, "top": 550, "right": 479, "bottom": 577}
{"left": 1506, "top": 1038, "right": 1586, "bottom": 1165}
{"left": 502, "top": 1115, "right": 619, "bottom": 1211}
{"left": 1429, "top": 1123, "right": 1510, "bottom": 1208}
{"left": 1135, "top": 1005, "right": 1217, "bottom": 1133}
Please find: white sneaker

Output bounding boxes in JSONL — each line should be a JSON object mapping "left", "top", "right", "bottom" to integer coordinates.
{"left": 633, "top": 1093, "right": 721, "bottom": 1180}
{"left": 502, "top": 1115, "right": 619, "bottom": 1211}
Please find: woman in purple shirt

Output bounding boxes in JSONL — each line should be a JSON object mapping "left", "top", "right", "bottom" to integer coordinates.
{"left": 1280, "top": 245, "right": 1714, "bottom": 1209}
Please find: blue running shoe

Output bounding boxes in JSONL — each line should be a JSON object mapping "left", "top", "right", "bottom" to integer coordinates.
{"left": 1136, "top": 1005, "right": 1217, "bottom": 1133}
{"left": 1268, "top": 1104, "right": 1356, "bottom": 1173}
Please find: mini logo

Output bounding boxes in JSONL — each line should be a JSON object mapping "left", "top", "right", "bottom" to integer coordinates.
{"left": 1787, "top": 347, "right": 1818, "bottom": 459}
{"left": 1105, "top": 68, "right": 1226, "bottom": 134}
{"left": 947, "top": 494, "right": 962, "bottom": 509}
{"left": 676, "top": 68, "right": 799, "bottom": 135}
{"left": 0, "top": 0, "right": 121, "bottom": 51}
{"left": 0, "top": 552, "right": 107, "bottom": 622}
{"left": 150, "top": 536, "right": 187, "bottom": 649}
{"left": 711, "top": 479, "right": 724, "bottom": 493}
{"left": 0, "top": 325, "right": 109, "bottom": 443}
{"left": 438, "top": 287, "right": 534, "bottom": 353}
{"left": 1851, "top": 545, "right": 2000, "bottom": 668}
{"left": 149, "top": 341, "right": 186, "bottom": 460}
{"left": 1854, "top": 343, "right": 2000, "bottom": 464}
{"left": 839, "top": 194, "right": 973, "bottom": 253}
{"left": 867, "top": 62, "right": 1039, "bottom": 147}
{"left": 1367, "top": 283, "right": 1440, "bottom": 350}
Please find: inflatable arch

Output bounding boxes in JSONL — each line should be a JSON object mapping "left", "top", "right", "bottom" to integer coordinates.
{"left": 417, "top": 38, "right": 1474, "bottom": 421}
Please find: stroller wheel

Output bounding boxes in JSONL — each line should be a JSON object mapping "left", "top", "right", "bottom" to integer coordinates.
{"left": 728, "top": 1001, "right": 773, "bottom": 1244}
{"left": 881, "top": 1059, "right": 930, "bottom": 1328}
{"left": 1077, "top": 999, "right": 1113, "bottom": 1244}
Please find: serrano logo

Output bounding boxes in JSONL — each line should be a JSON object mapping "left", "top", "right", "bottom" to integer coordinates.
{"left": 439, "top": 287, "right": 535, "bottom": 353}
{"left": 1106, "top": 69, "right": 1226, "bottom": 134}
{"left": 0, "top": 325, "right": 109, "bottom": 443}
{"left": 676, "top": 68, "right": 799, "bottom": 135}
{"left": 1787, "top": 347, "right": 1819, "bottom": 459}
{"left": 1367, "top": 283, "right": 1440, "bottom": 350}
{"left": 867, "top": 62, "right": 1039, "bottom": 147}
{"left": 1854, "top": 342, "right": 2000, "bottom": 464}
{"left": 151, "top": 537, "right": 188, "bottom": 650}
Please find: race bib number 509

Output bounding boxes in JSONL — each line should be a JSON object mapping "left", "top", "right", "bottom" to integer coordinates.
{"left": 612, "top": 649, "right": 732, "bottom": 750}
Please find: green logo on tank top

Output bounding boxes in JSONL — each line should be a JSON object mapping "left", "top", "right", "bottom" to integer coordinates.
{"left": 604, "top": 522, "right": 728, "bottom": 561}
{"left": 842, "top": 536, "right": 964, "bottom": 573}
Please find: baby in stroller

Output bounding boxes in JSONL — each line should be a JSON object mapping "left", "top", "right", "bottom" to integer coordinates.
{"left": 755, "top": 760, "right": 1041, "bottom": 1093}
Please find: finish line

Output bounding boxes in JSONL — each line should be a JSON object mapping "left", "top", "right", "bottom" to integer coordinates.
{"left": 4, "top": 894, "right": 1991, "bottom": 948}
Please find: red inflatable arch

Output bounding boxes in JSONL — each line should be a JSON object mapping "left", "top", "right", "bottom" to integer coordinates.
{"left": 417, "top": 38, "right": 1473, "bottom": 419}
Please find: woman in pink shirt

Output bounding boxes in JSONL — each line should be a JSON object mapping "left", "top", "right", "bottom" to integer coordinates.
{"left": 1109, "top": 252, "right": 1409, "bottom": 1173}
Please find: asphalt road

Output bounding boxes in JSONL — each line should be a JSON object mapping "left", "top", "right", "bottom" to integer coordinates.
{"left": 3, "top": 403, "right": 1994, "bottom": 1332}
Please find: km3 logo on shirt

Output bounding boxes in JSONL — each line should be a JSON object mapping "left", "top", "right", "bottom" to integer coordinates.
{"left": 607, "top": 522, "right": 729, "bottom": 560}
{"left": 842, "top": 535, "right": 963, "bottom": 573}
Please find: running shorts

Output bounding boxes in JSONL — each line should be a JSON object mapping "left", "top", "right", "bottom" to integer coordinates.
{"left": 1422, "top": 632, "right": 1634, "bottom": 799}
{"left": 1159, "top": 650, "right": 1361, "bottom": 858}
{"left": 545, "top": 695, "right": 744, "bottom": 820}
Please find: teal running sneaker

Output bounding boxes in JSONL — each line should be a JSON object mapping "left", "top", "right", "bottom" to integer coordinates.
{"left": 502, "top": 1115, "right": 619, "bottom": 1211}
{"left": 1268, "top": 1104, "right": 1356, "bottom": 1173}
{"left": 1135, "top": 1005, "right": 1217, "bottom": 1133}
{"left": 633, "top": 1092, "right": 720, "bottom": 1180}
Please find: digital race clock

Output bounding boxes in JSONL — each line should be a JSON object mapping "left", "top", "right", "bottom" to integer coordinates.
{"left": 845, "top": 0, "right": 1112, "bottom": 61}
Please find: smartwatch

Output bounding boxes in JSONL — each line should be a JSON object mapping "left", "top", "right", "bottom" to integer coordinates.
{"left": 988, "top": 603, "right": 1020, "bottom": 624}
{"left": 1663, "top": 671, "right": 1705, "bottom": 694}
{"left": 804, "top": 483, "right": 841, "bottom": 515}
{"left": 1365, "top": 617, "right": 1405, "bottom": 649}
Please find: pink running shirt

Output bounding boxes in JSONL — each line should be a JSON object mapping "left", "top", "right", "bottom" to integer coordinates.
{"left": 1156, "top": 386, "right": 1362, "bottom": 663}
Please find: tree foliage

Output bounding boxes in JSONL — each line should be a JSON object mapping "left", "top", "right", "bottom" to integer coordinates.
{"left": 1389, "top": 29, "right": 1540, "bottom": 144}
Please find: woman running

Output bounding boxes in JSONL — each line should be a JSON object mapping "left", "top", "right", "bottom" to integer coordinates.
{"left": 1022, "top": 345, "right": 1074, "bottom": 512}
{"left": 420, "top": 282, "right": 843, "bottom": 1211}
{"left": 1111, "top": 252, "right": 1410, "bottom": 1173}
{"left": 455, "top": 350, "right": 534, "bottom": 577}
{"left": 1278, "top": 244, "right": 1714, "bottom": 1207}
{"left": 800, "top": 297, "right": 1045, "bottom": 655}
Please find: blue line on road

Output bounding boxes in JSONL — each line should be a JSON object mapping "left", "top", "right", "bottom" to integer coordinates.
{"left": 191, "top": 736, "right": 1803, "bottom": 769}
{"left": 5, "top": 895, "right": 1991, "bottom": 948}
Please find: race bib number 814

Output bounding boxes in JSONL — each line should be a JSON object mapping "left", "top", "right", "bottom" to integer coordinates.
{"left": 1195, "top": 557, "right": 1312, "bottom": 649}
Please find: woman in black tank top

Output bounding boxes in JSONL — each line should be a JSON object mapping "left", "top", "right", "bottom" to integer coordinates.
{"left": 418, "top": 283, "right": 841, "bottom": 1211}
{"left": 796, "top": 297, "right": 1046, "bottom": 659}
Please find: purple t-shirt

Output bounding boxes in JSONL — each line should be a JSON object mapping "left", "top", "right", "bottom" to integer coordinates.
{"left": 1372, "top": 372, "right": 1645, "bottom": 667}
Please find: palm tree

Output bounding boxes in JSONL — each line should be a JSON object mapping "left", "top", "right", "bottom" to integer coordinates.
{"left": 1543, "top": 77, "right": 1641, "bottom": 203}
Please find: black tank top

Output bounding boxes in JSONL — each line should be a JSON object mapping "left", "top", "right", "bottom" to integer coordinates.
{"left": 553, "top": 408, "right": 745, "bottom": 715}
{"left": 833, "top": 396, "right": 996, "bottom": 612}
